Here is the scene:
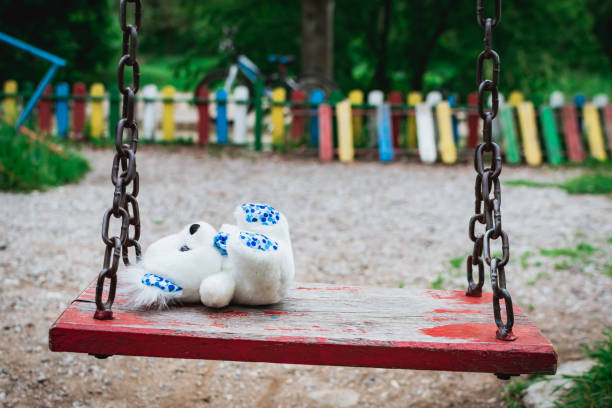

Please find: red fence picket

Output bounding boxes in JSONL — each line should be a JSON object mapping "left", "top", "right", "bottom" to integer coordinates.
{"left": 388, "top": 91, "right": 403, "bottom": 148}
{"left": 196, "top": 85, "right": 210, "bottom": 146}
{"left": 72, "top": 82, "right": 86, "bottom": 140}
{"left": 290, "top": 89, "right": 306, "bottom": 141}
{"left": 38, "top": 85, "right": 52, "bottom": 133}
{"left": 318, "top": 104, "right": 333, "bottom": 162}
{"left": 561, "top": 104, "right": 586, "bottom": 162}
{"left": 603, "top": 105, "right": 612, "bottom": 156}
{"left": 466, "top": 92, "right": 479, "bottom": 148}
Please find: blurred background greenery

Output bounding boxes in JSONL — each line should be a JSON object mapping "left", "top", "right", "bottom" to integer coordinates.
{"left": 0, "top": 0, "right": 610, "bottom": 103}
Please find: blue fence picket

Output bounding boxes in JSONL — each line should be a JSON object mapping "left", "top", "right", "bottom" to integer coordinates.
{"left": 55, "top": 82, "right": 69, "bottom": 138}
{"left": 215, "top": 89, "right": 228, "bottom": 144}
{"left": 377, "top": 103, "right": 394, "bottom": 162}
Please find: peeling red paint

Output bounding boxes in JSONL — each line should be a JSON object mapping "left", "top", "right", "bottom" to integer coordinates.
{"left": 427, "top": 290, "right": 492, "bottom": 304}
{"left": 430, "top": 309, "right": 485, "bottom": 314}
{"left": 211, "top": 322, "right": 228, "bottom": 328}
{"left": 426, "top": 317, "right": 458, "bottom": 322}
{"left": 325, "top": 286, "right": 358, "bottom": 293}
{"left": 264, "top": 327, "right": 310, "bottom": 331}
{"left": 264, "top": 311, "right": 290, "bottom": 316}
{"left": 295, "top": 286, "right": 358, "bottom": 293}
{"left": 420, "top": 323, "right": 543, "bottom": 344}
{"left": 207, "top": 310, "right": 250, "bottom": 319}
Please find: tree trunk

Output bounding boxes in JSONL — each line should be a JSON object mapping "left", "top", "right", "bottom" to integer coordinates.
{"left": 301, "top": 0, "right": 334, "bottom": 78}
{"left": 372, "top": 0, "right": 392, "bottom": 91}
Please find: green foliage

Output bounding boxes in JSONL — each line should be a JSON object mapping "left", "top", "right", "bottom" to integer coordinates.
{"left": 0, "top": 122, "right": 89, "bottom": 191}
{"left": 0, "top": 0, "right": 118, "bottom": 85}
{"left": 1, "top": 1, "right": 610, "bottom": 98}
{"left": 554, "top": 331, "right": 612, "bottom": 407}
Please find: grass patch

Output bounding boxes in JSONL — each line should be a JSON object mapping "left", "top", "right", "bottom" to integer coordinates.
{"left": 501, "top": 377, "right": 542, "bottom": 408}
{"left": 554, "top": 331, "right": 612, "bottom": 407}
{"left": 504, "top": 180, "right": 558, "bottom": 188}
{"left": 561, "top": 173, "right": 612, "bottom": 195}
{"left": 604, "top": 265, "right": 612, "bottom": 278}
{"left": 505, "top": 173, "right": 612, "bottom": 195}
{"left": 540, "top": 243, "right": 597, "bottom": 259}
{"left": 431, "top": 274, "right": 444, "bottom": 289}
{"left": 0, "top": 123, "right": 89, "bottom": 192}
{"left": 449, "top": 255, "right": 464, "bottom": 269}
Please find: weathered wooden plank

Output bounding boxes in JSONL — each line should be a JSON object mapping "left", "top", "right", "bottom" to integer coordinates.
{"left": 50, "top": 281, "right": 556, "bottom": 375}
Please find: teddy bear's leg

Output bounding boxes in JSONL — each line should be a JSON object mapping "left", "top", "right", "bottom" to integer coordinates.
{"left": 199, "top": 273, "right": 236, "bottom": 308}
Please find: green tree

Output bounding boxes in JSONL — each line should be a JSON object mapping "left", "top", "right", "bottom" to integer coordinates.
{"left": 0, "top": 0, "right": 118, "bottom": 86}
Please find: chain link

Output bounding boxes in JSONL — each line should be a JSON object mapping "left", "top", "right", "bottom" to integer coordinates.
{"left": 95, "top": 0, "right": 143, "bottom": 320}
{"left": 466, "top": 0, "right": 516, "bottom": 341}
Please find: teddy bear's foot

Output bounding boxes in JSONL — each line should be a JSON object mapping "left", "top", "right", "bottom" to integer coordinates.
{"left": 234, "top": 203, "right": 291, "bottom": 243}
{"left": 199, "top": 273, "right": 236, "bottom": 308}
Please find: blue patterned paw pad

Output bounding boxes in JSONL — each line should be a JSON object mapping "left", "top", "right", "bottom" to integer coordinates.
{"left": 241, "top": 203, "right": 280, "bottom": 226}
{"left": 141, "top": 273, "right": 182, "bottom": 293}
{"left": 214, "top": 232, "right": 229, "bottom": 256}
{"left": 239, "top": 231, "right": 278, "bottom": 252}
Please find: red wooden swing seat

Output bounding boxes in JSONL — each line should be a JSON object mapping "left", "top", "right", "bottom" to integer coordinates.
{"left": 49, "top": 280, "right": 557, "bottom": 375}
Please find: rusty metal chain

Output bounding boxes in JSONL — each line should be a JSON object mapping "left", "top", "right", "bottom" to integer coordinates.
{"left": 466, "top": 0, "right": 515, "bottom": 341}
{"left": 95, "top": 0, "right": 142, "bottom": 320}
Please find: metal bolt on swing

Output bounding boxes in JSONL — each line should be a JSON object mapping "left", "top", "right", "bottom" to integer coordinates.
{"left": 94, "top": 0, "right": 143, "bottom": 320}
{"left": 465, "top": 0, "right": 517, "bottom": 342}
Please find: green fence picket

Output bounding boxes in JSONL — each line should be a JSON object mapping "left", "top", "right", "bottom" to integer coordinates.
{"left": 499, "top": 106, "right": 521, "bottom": 164}
{"left": 539, "top": 106, "right": 563, "bottom": 165}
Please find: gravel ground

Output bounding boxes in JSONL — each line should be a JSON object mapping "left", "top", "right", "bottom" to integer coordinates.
{"left": 1, "top": 146, "right": 611, "bottom": 408}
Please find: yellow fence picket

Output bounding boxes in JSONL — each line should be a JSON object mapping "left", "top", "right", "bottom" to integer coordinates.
{"left": 407, "top": 91, "right": 422, "bottom": 148}
{"left": 583, "top": 103, "right": 607, "bottom": 161}
{"left": 162, "top": 85, "right": 175, "bottom": 142}
{"left": 90, "top": 83, "right": 105, "bottom": 138}
{"left": 3, "top": 80, "right": 18, "bottom": 125}
{"left": 336, "top": 99, "right": 354, "bottom": 163}
{"left": 271, "top": 87, "right": 286, "bottom": 146}
{"left": 517, "top": 101, "right": 542, "bottom": 166}
{"left": 348, "top": 90, "right": 363, "bottom": 146}
{"left": 508, "top": 91, "right": 524, "bottom": 108}
{"left": 436, "top": 101, "right": 457, "bottom": 164}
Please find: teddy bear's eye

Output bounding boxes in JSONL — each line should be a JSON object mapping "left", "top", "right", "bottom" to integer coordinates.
{"left": 179, "top": 245, "right": 190, "bottom": 252}
{"left": 189, "top": 224, "right": 200, "bottom": 235}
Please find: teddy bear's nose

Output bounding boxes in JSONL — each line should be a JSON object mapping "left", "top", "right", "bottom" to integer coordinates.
{"left": 189, "top": 224, "right": 200, "bottom": 235}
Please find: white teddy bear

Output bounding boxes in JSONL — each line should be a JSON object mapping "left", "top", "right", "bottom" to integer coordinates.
{"left": 120, "top": 203, "right": 294, "bottom": 309}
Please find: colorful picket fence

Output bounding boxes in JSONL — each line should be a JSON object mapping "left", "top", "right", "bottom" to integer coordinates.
{"left": 2, "top": 79, "right": 612, "bottom": 166}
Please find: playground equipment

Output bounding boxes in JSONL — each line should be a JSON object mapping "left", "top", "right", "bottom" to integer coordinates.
{"left": 0, "top": 32, "right": 66, "bottom": 128}
{"left": 50, "top": 0, "right": 557, "bottom": 379}
{"left": 196, "top": 25, "right": 337, "bottom": 120}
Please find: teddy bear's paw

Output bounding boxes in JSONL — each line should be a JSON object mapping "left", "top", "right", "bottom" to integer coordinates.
{"left": 119, "top": 265, "right": 184, "bottom": 310}
{"left": 199, "top": 273, "right": 236, "bottom": 308}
